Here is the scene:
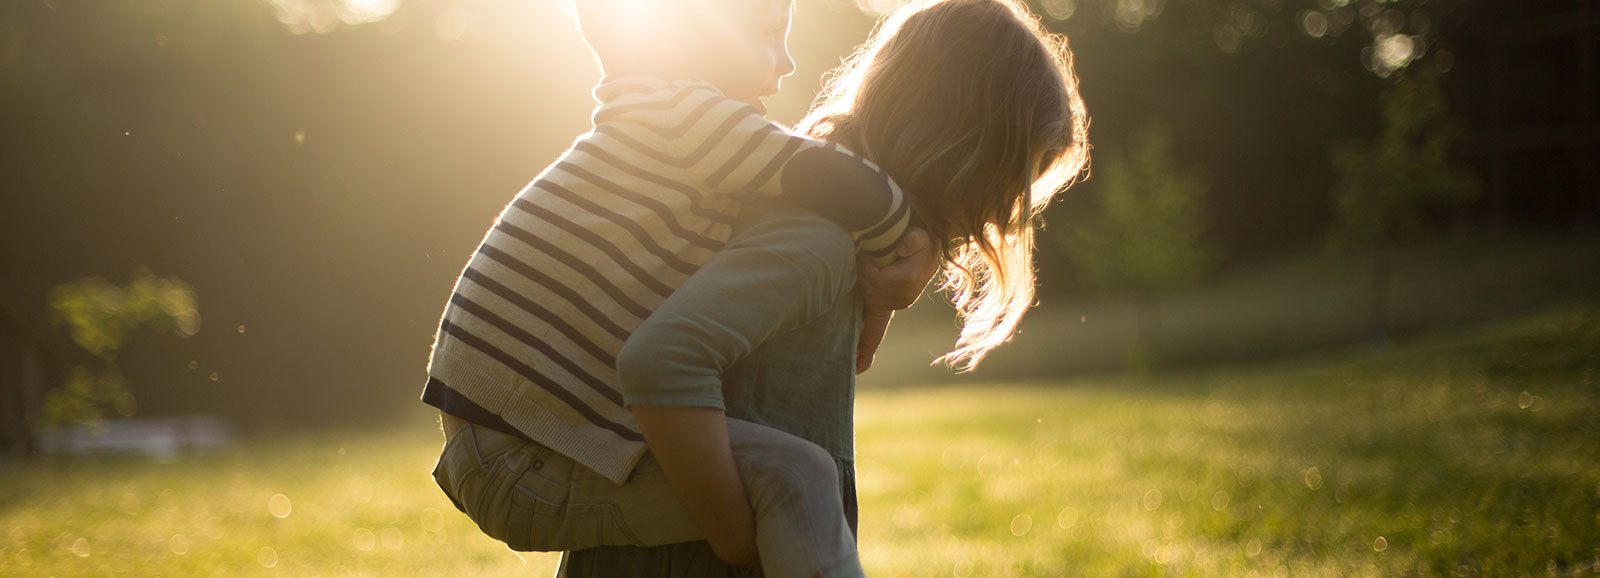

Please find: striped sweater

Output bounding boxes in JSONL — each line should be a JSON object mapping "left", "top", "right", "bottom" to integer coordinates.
{"left": 424, "top": 77, "right": 909, "bottom": 484}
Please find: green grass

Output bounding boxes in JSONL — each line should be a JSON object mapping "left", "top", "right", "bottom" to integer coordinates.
{"left": 4, "top": 305, "right": 1598, "bottom": 577}
{"left": 868, "top": 234, "right": 1600, "bottom": 384}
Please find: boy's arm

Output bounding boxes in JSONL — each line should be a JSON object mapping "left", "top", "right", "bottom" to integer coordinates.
{"left": 601, "top": 84, "right": 909, "bottom": 264}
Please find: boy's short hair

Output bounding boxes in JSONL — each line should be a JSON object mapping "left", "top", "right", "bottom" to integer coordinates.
{"left": 573, "top": 0, "right": 731, "bottom": 75}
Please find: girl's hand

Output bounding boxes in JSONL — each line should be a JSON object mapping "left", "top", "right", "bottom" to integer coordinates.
{"left": 855, "top": 309, "right": 892, "bottom": 374}
{"left": 859, "top": 228, "right": 940, "bottom": 313}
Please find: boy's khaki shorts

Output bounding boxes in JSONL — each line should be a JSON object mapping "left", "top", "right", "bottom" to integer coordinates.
{"left": 431, "top": 414, "right": 866, "bottom": 578}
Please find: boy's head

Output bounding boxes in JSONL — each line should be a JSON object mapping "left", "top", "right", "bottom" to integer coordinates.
{"left": 575, "top": 0, "right": 797, "bottom": 112}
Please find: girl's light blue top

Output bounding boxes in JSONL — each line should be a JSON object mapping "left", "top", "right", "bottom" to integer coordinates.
{"left": 559, "top": 204, "right": 865, "bottom": 577}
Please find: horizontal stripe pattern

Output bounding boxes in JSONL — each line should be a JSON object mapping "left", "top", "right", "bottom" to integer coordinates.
{"left": 426, "top": 77, "right": 911, "bottom": 484}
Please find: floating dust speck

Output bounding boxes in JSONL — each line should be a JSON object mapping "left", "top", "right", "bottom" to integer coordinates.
{"left": 71, "top": 537, "right": 90, "bottom": 557}
{"left": 353, "top": 528, "right": 375, "bottom": 551}
{"left": 1519, "top": 391, "right": 1534, "bottom": 409}
{"left": 1178, "top": 481, "right": 1198, "bottom": 502}
{"left": 209, "top": 372, "right": 219, "bottom": 382}
{"left": 237, "top": 325, "right": 247, "bottom": 334}
{"left": 168, "top": 534, "right": 188, "bottom": 555}
{"left": 1373, "top": 536, "right": 1388, "bottom": 552}
{"left": 952, "top": 559, "right": 973, "bottom": 578}
{"left": 294, "top": 130, "right": 306, "bottom": 146}
{"left": 1009, "top": 514, "right": 1032, "bottom": 536}
{"left": 1245, "top": 538, "right": 1261, "bottom": 557}
{"left": 187, "top": 361, "right": 198, "bottom": 370}
{"left": 269, "top": 494, "right": 292, "bottom": 518}
{"left": 258, "top": 546, "right": 277, "bottom": 567}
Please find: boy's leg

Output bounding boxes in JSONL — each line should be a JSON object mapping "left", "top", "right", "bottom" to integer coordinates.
{"left": 722, "top": 418, "right": 865, "bottom": 578}
{"left": 433, "top": 418, "right": 665, "bottom": 552}
{"left": 435, "top": 415, "right": 863, "bottom": 577}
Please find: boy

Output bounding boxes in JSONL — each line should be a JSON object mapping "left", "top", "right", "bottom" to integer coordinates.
{"left": 425, "top": 0, "right": 934, "bottom": 575}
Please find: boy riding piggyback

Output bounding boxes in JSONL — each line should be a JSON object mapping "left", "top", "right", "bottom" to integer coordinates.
{"left": 424, "top": 0, "right": 933, "bottom": 576}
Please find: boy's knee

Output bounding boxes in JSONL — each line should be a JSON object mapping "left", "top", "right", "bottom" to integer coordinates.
{"left": 734, "top": 434, "right": 839, "bottom": 510}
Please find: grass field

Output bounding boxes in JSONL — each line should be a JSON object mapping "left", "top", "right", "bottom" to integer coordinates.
{"left": 3, "top": 305, "right": 1598, "bottom": 577}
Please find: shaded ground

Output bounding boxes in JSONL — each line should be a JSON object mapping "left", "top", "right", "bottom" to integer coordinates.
{"left": 2, "top": 305, "right": 1597, "bottom": 577}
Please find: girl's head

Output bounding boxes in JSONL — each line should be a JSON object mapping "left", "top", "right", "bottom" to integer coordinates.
{"left": 799, "top": 0, "right": 1090, "bottom": 370}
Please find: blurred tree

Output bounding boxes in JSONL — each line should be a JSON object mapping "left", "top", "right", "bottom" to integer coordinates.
{"left": 44, "top": 269, "right": 200, "bottom": 429}
{"left": 1063, "top": 122, "right": 1217, "bottom": 370}
{"left": 1326, "top": 69, "right": 1479, "bottom": 345}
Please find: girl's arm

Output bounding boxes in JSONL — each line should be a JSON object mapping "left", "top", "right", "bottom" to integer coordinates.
{"left": 629, "top": 405, "right": 759, "bottom": 567}
{"left": 615, "top": 206, "right": 858, "bottom": 566}
{"left": 854, "top": 228, "right": 942, "bottom": 373}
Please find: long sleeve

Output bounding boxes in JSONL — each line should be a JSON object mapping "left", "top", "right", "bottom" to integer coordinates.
{"left": 592, "top": 78, "right": 909, "bottom": 264}
{"left": 614, "top": 207, "right": 858, "bottom": 409}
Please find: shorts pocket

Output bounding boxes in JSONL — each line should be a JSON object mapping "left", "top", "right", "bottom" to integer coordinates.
{"left": 504, "top": 456, "right": 645, "bottom": 551}
{"left": 431, "top": 423, "right": 479, "bottom": 515}
{"left": 435, "top": 425, "right": 536, "bottom": 544}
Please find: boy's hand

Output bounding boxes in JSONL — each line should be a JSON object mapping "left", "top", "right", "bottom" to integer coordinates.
{"left": 859, "top": 228, "right": 941, "bottom": 313}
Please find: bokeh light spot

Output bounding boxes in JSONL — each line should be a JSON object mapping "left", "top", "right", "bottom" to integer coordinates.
{"left": 269, "top": 494, "right": 292, "bottom": 518}
{"left": 1057, "top": 506, "right": 1078, "bottom": 529}
{"left": 258, "top": 546, "right": 278, "bottom": 567}
{"left": 1374, "top": 536, "right": 1388, "bottom": 552}
{"left": 1041, "top": 0, "right": 1076, "bottom": 21}
{"left": 952, "top": 559, "right": 973, "bottom": 578}
{"left": 381, "top": 527, "right": 404, "bottom": 550}
{"left": 435, "top": 8, "right": 471, "bottom": 41}
{"left": 119, "top": 492, "right": 141, "bottom": 515}
{"left": 1143, "top": 489, "right": 1163, "bottom": 511}
{"left": 1010, "top": 514, "right": 1032, "bottom": 536}
{"left": 1300, "top": 11, "right": 1329, "bottom": 38}
{"left": 420, "top": 508, "right": 444, "bottom": 533}
{"left": 168, "top": 534, "right": 188, "bottom": 555}
{"left": 353, "top": 528, "right": 376, "bottom": 551}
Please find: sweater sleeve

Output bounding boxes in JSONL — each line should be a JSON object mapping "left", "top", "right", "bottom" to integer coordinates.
{"left": 615, "top": 208, "right": 858, "bottom": 409}
{"left": 594, "top": 81, "right": 909, "bottom": 265}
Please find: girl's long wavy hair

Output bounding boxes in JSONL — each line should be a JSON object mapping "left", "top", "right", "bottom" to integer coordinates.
{"left": 798, "top": 0, "right": 1090, "bottom": 371}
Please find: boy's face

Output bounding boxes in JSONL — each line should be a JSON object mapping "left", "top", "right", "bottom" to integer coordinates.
{"left": 684, "top": 0, "right": 796, "bottom": 114}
